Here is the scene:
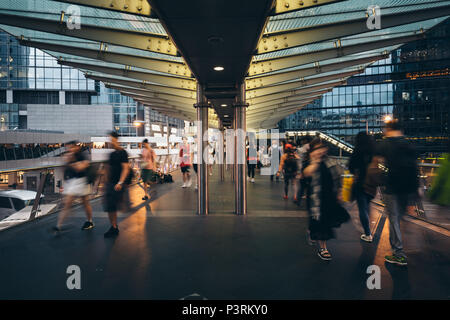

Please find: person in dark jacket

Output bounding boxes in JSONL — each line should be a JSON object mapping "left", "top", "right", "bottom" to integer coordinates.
{"left": 349, "top": 132, "right": 375, "bottom": 242}
{"left": 303, "top": 138, "right": 350, "bottom": 261}
{"left": 375, "top": 120, "right": 419, "bottom": 266}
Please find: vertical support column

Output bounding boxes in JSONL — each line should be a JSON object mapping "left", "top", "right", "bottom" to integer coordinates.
{"left": 234, "top": 83, "right": 248, "bottom": 215}
{"left": 219, "top": 120, "right": 225, "bottom": 182}
{"left": 166, "top": 115, "right": 170, "bottom": 170}
{"left": 195, "top": 84, "right": 209, "bottom": 215}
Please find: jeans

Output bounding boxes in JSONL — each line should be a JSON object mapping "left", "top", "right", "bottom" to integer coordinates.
{"left": 383, "top": 193, "right": 410, "bottom": 259}
{"left": 355, "top": 189, "right": 373, "bottom": 236}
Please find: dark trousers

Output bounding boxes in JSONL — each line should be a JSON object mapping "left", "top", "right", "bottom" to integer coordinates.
{"left": 355, "top": 189, "right": 373, "bottom": 236}
{"left": 248, "top": 163, "right": 256, "bottom": 178}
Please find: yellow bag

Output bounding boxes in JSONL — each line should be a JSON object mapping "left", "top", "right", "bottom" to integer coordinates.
{"left": 341, "top": 171, "right": 354, "bottom": 202}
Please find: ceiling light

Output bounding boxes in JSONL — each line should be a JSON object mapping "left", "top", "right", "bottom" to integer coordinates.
{"left": 221, "top": 104, "right": 227, "bottom": 107}
{"left": 214, "top": 66, "right": 224, "bottom": 71}
{"left": 224, "top": 115, "right": 229, "bottom": 117}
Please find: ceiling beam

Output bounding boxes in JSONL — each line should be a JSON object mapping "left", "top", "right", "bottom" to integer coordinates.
{"left": 247, "top": 99, "right": 316, "bottom": 118}
{"left": 51, "top": 0, "right": 154, "bottom": 17}
{"left": 273, "top": 0, "right": 346, "bottom": 15}
{"left": 19, "top": 39, "right": 191, "bottom": 77}
{"left": 249, "top": 93, "right": 323, "bottom": 111}
{"left": 86, "top": 74, "right": 197, "bottom": 98}
{"left": 257, "top": 4, "right": 450, "bottom": 54}
{"left": 0, "top": 12, "right": 178, "bottom": 56}
{"left": 106, "top": 84, "right": 196, "bottom": 104}
{"left": 250, "top": 33, "right": 424, "bottom": 76}
{"left": 246, "top": 53, "right": 387, "bottom": 89}
{"left": 120, "top": 91, "right": 194, "bottom": 107}
{"left": 248, "top": 87, "right": 331, "bottom": 107}
{"left": 246, "top": 69, "right": 362, "bottom": 98}
{"left": 247, "top": 80, "right": 342, "bottom": 105}
{"left": 59, "top": 59, "right": 196, "bottom": 90}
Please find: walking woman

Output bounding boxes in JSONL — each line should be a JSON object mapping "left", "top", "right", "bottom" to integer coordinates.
{"left": 277, "top": 144, "right": 299, "bottom": 200}
{"left": 302, "top": 138, "right": 350, "bottom": 261}
{"left": 348, "top": 132, "right": 375, "bottom": 242}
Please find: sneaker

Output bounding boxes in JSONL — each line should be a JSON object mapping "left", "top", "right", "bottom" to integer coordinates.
{"left": 104, "top": 226, "right": 119, "bottom": 238}
{"left": 283, "top": 195, "right": 288, "bottom": 200}
{"left": 186, "top": 179, "right": 192, "bottom": 187}
{"left": 142, "top": 196, "right": 149, "bottom": 200}
{"left": 195, "top": 185, "right": 198, "bottom": 190}
{"left": 52, "top": 226, "right": 61, "bottom": 233}
{"left": 251, "top": 178, "right": 255, "bottom": 183}
{"left": 385, "top": 255, "right": 407, "bottom": 266}
{"left": 81, "top": 221, "right": 94, "bottom": 230}
{"left": 360, "top": 234, "right": 373, "bottom": 242}
{"left": 181, "top": 183, "right": 186, "bottom": 188}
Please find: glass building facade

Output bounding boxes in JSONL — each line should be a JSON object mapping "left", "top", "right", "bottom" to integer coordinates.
{"left": 279, "top": 19, "right": 450, "bottom": 154}
{"left": 0, "top": 31, "right": 183, "bottom": 135}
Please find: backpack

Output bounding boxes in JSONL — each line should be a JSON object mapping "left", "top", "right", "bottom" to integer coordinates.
{"left": 284, "top": 153, "right": 298, "bottom": 175}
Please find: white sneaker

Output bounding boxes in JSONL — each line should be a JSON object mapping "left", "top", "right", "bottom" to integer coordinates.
{"left": 195, "top": 185, "right": 198, "bottom": 190}
{"left": 181, "top": 183, "right": 186, "bottom": 188}
{"left": 360, "top": 234, "right": 373, "bottom": 242}
{"left": 186, "top": 178, "right": 192, "bottom": 187}
{"left": 251, "top": 178, "right": 255, "bottom": 183}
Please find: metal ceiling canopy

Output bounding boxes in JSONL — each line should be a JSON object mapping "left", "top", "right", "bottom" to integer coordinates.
{"left": 248, "top": 87, "right": 331, "bottom": 106}
{"left": 19, "top": 39, "right": 192, "bottom": 77}
{"left": 51, "top": 0, "right": 154, "bottom": 17}
{"left": 273, "top": 0, "right": 346, "bottom": 15}
{"left": 148, "top": 0, "right": 274, "bottom": 88}
{"left": 120, "top": 92, "right": 194, "bottom": 107}
{"left": 249, "top": 33, "right": 424, "bottom": 76}
{"left": 105, "top": 84, "right": 196, "bottom": 104}
{"left": 58, "top": 59, "right": 196, "bottom": 90}
{"left": 248, "top": 93, "right": 324, "bottom": 110}
{"left": 246, "top": 53, "right": 387, "bottom": 89}
{"left": 0, "top": 12, "right": 178, "bottom": 56}
{"left": 246, "top": 69, "right": 362, "bottom": 98}
{"left": 257, "top": 3, "right": 450, "bottom": 54}
{"left": 85, "top": 74, "right": 197, "bottom": 98}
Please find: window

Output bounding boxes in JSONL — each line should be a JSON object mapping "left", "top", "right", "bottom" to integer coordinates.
{"left": 0, "top": 196, "right": 12, "bottom": 209}
{"left": 11, "top": 198, "right": 25, "bottom": 211}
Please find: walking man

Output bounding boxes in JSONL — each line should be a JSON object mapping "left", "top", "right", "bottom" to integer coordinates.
{"left": 141, "top": 139, "right": 156, "bottom": 200}
{"left": 375, "top": 120, "right": 419, "bottom": 266}
{"left": 104, "top": 131, "right": 129, "bottom": 238}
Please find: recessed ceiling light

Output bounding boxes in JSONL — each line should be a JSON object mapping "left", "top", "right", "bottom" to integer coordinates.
{"left": 221, "top": 104, "right": 227, "bottom": 107}
{"left": 214, "top": 66, "right": 224, "bottom": 71}
{"left": 224, "top": 115, "right": 229, "bottom": 117}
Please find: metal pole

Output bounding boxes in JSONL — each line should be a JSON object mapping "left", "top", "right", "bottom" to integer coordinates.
{"left": 234, "top": 83, "right": 247, "bottom": 215}
{"left": 166, "top": 115, "right": 170, "bottom": 170}
{"left": 29, "top": 170, "right": 48, "bottom": 220}
{"left": 196, "top": 83, "right": 209, "bottom": 215}
{"left": 219, "top": 120, "right": 225, "bottom": 182}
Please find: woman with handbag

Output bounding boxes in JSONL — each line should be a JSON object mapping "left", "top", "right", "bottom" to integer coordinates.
{"left": 303, "top": 138, "right": 350, "bottom": 261}
{"left": 348, "top": 132, "right": 375, "bottom": 242}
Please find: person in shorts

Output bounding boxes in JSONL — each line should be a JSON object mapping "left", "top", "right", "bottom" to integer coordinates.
{"left": 103, "top": 131, "right": 129, "bottom": 238}
{"left": 141, "top": 139, "right": 156, "bottom": 200}
{"left": 53, "top": 141, "right": 94, "bottom": 232}
{"left": 179, "top": 137, "right": 192, "bottom": 188}
{"left": 53, "top": 140, "right": 93, "bottom": 232}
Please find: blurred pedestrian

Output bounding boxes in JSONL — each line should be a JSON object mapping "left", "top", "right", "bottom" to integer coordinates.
{"left": 348, "top": 132, "right": 375, "bottom": 242}
{"left": 302, "top": 138, "right": 350, "bottom": 261}
{"left": 179, "top": 137, "right": 192, "bottom": 188}
{"left": 247, "top": 140, "right": 257, "bottom": 183}
{"left": 277, "top": 144, "right": 299, "bottom": 200}
{"left": 103, "top": 131, "right": 129, "bottom": 238}
{"left": 375, "top": 120, "right": 419, "bottom": 266}
{"left": 141, "top": 139, "right": 156, "bottom": 200}
{"left": 53, "top": 140, "right": 93, "bottom": 232}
